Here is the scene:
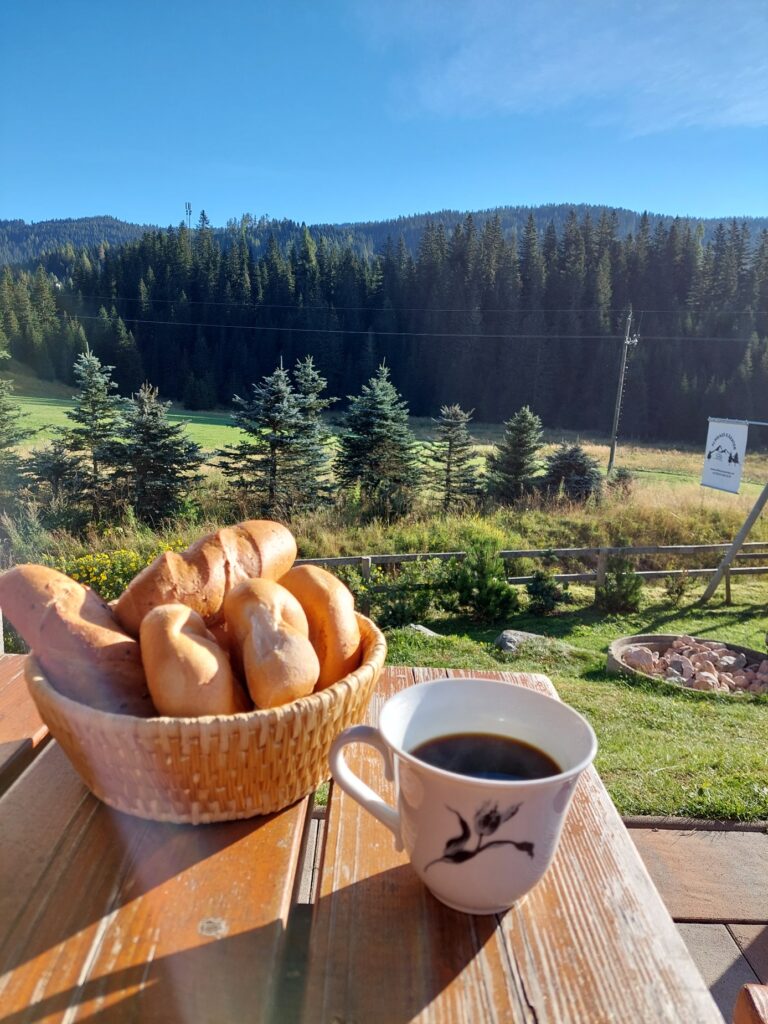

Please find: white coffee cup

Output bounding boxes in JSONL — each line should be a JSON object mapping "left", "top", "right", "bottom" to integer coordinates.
{"left": 329, "top": 677, "right": 597, "bottom": 915}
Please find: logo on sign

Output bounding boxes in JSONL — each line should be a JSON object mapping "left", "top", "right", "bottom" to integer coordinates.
{"left": 706, "top": 432, "right": 740, "bottom": 466}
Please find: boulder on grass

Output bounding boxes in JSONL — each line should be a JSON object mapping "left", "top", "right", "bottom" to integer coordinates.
{"left": 494, "top": 629, "right": 545, "bottom": 654}
{"left": 405, "top": 624, "right": 440, "bottom": 637}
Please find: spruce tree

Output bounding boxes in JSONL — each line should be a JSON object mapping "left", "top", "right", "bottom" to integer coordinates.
{"left": 336, "top": 364, "right": 418, "bottom": 520}
{"left": 27, "top": 436, "right": 83, "bottom": 505}
{"left": 112, "top": 383, "right": 203, "bottom": 525}
{"left": 486, "top": 405, "right": 543, "bottom": 502}
{"left": 64, "top": 349, "right": 123, "bottom": 521}
{"left": 541, "top": 443, "right": 602, "bottom": 502}
{"left": 292, "top": 355, "right": 335, "bottom": 508}
{"left": 431, "top": 404, "right": 478, "bottom": 512}
{"left": 218, "top": 363, "right": 304, "bottom": 515}
{"left": 0, "top": 378, "right": 33, "bottom": 512}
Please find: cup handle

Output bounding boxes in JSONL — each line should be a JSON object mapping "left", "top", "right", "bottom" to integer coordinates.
{"left": 329, "top": 725, "right": 403, "bottom": 851}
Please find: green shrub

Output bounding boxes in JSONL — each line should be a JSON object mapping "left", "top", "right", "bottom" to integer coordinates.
{"left": 663, "top": 569, "right": 693, "bottom": 607}
{"left": 368, "top": 561, "right": 443, "bottom": 628}
{"left": 441, "top": 540, "right": 520, "bottom": 623}
{"left": 607, "top": 467, "right": 635, "bottom": 498}
{"left": 525, "top": 569, "right": 572, "bottom": 616}
{"left": 3, "top": 622, "right": 27, "bottom": 654}
{"left": 331, "top": 561, "right": 443, "bottom": 629}
{"left": 595, "top": 556, "right": 644, "bottom": 613}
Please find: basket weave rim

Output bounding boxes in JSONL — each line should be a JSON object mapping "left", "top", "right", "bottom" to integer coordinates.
{"left": 25, "top": 611, "right": 387, "bottom": 730}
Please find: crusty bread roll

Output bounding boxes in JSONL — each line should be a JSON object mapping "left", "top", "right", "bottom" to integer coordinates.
{"left": 223, "top": 579, "right": 320, "bottom": 709}
{"left": 139, "top": 604, "right": 251, "bottom": 717}
{"left": 0, "top": 564, "right": 152, "bottom": 716}
{"left": 115, "top": 520, "right": 297, "bottom": 636}
{"left": 279, "top": 565, "right": 362, "bottom": 689}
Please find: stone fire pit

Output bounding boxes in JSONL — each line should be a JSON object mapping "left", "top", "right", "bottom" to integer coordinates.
{"left": 607, "top": 634, "right": 768, "bottom": 696}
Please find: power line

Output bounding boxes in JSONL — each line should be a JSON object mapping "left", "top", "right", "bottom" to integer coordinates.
{"left": 71, "top": 312, "right": 761, "bottom": 345}
{"left": 73, "top": 313, "right": 621, "bottom": 341}
{"left": 68, "top": 292, "right": 768, "bottom": 317}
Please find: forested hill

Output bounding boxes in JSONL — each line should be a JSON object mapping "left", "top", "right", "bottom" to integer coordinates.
{"left": 318, "top": 205, "right": 768, "bottom": 262}
{"left": 2, "top": 209, "right": 767, "bottom": 445}
{"left": 0, "top": 217, "right": 155, "bottom": 266}
{"left": 3, "top": 205, "right": 767, "bottom": 267}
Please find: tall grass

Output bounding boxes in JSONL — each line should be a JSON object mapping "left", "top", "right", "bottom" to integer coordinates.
{"left": 5, "top": 480, "right": 764, "bottom": 576}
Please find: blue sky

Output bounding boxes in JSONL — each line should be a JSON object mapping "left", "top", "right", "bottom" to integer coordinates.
{"left": 1, "top": 0, "right": 766, "bottom": 226}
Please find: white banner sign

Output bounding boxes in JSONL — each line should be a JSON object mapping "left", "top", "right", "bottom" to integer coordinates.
{"left": 701, "top": 420, "right": 749, "bottom": 493}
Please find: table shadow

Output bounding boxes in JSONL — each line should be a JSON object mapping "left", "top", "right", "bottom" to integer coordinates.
{"left": 0, "top": 919, "right": 289, "bottom": 1024}
{"left": 289, "top": 863, "right": 508, "bottom": 1024}
{"left": 0, "top": 795, "right": 305, "bottom": 1022}
{"left": 1, "top": 861, "right": 506, "bottom": 1024}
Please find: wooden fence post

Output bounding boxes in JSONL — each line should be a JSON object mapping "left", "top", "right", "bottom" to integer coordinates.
{"left": 724, "top": 566, "right": 732, "bottom": 605}
{"left": 595, "top": 549, "right": 608, "bottom": 600}
{"left": 360, "top": 556, "right": 372, "bottom": 617}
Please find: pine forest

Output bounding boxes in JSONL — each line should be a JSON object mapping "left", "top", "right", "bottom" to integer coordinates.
{"left": 2, "top": 208, "right": 767, "bottom": 444}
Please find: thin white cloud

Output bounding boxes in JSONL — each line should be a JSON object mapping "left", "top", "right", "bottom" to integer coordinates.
{"left": 351, "top": 0, "right": 768, "bottom": 133}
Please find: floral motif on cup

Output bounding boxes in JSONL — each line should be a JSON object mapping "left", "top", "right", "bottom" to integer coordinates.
{"left": 425, "top": 801, "right": 534, "bottom": 870}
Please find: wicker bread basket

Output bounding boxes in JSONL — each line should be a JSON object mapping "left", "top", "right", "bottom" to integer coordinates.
{"left": 25, "top": 613, "right": 386, "bottom": 825}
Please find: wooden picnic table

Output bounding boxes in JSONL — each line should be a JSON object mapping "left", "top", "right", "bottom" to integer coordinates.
{"left": 0, "top": 653, "right": 725, "bottom": 1023}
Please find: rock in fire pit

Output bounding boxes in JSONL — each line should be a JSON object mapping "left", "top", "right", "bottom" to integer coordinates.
{"left": 606, "top": 634, "right": 768, "bottom": 695}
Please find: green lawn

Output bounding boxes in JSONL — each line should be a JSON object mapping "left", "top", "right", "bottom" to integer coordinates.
{"left": 16, "top": 395, "right": 247, "bottom": 450}
{"left": 384, "top": 580, "right": 768, "bottom": 821}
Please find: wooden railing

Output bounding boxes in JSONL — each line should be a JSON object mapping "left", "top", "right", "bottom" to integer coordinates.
{"left": 295, "top": 541, "right": 768, "bottom": 613}
{"left": 2, "top": 542, "right": 764, "bottom": 653}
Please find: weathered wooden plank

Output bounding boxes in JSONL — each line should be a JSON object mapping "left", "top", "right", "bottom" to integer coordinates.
{"left": 0, "top": 653, "right": 26, "bottom": 695}
{"left": 0, "top": 653, "right": 48, "bottom": 792}
{"left": 0, "top": 744, "right": 96, "bottom": 941}
{"left": 301, "top": 666, "right": 722, "bottom": 1023}
{"left": 0, "top": 737, "right": 312, "bottom": 1023}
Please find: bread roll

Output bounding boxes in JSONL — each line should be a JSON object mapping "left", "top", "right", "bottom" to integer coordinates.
{"left": 279, "top": 565, "right": 362, "bottom": 689}
{"left": 115, "top": 520, "right": 297, "bottom": 636}
{"left": 139, "top": 604, "right": 251, "bottom": 717}
{"left": 223, "top": 579, "right": 320, "bottom": 709}
{"left": 0, "top": 564, "right": 152, "bottom": 716}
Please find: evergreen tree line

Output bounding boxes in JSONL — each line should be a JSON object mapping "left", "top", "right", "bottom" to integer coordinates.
{"left": 0, "top": 348, "right": 602, "bottom": 530}
{"left": 0, "top": 217, "right": 153, "bottom": 267}
{"left": 4, "top": 205, "right": 766, "bottom": 269}
{"left": 2, "top": 209, "right": 768, "bottom": 444}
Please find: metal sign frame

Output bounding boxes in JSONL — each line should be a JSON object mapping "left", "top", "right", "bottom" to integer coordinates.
{"left": 700, "top": 418, "right": 768, "bottom": 603}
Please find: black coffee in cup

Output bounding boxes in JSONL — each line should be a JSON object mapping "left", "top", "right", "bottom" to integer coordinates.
{"left": 410, "top": 731, "right": 560, "bottom": 782}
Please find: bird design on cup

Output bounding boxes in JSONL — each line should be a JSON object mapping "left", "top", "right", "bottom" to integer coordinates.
{"left": 425, "top": 801, "right": 534, "bottom": 870}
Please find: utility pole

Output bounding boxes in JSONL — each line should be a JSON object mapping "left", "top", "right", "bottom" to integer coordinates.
{"left": 607, "top": 308, "right": 639, "bottom": 475}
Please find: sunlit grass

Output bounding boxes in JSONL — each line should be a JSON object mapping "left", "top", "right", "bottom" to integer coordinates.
{"left": 385, "top": 580, "right": 768, "bottom": 820}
